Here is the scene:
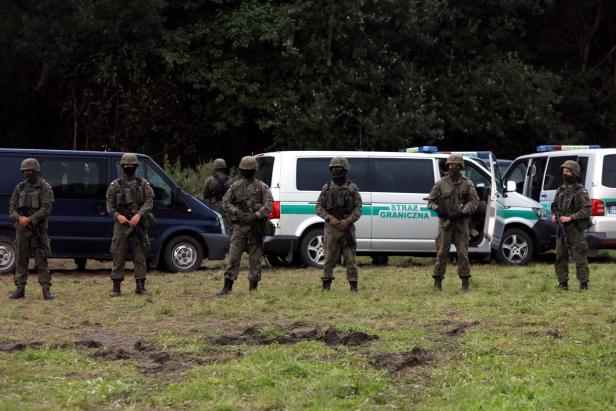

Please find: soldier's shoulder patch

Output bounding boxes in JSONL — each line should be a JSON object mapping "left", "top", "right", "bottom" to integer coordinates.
{"left": 321, "top": 182, "right": 331, "bottom": 191}
{"left": 40, "top": 179, "right": 53, "bottom": 191}
{"left": 347, "top": 182, "right": 360, "bottom": 192}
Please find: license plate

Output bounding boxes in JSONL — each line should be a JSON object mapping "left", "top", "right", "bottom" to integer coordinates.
{"left": 609, "top": 206, "right": 616, "bottom": 214}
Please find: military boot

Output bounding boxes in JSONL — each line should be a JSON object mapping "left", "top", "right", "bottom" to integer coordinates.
{"left": 580, "top": 282, "right": 588, "bottom": 291}
{"left": 322, "top": 279, "right": 332, "bottom": 291}
{"left": 41, "top": 285, "right": 55, "bottom": 300}
{"left": 461, "top": 277, "right": 470, "bottom": 292}
{"left": 349, "top": 281, "right": 358, "bottom": 293}
{"left": 249, "top": 281, "right": 258, "bottom": 292}
{"left": 557, "top": 281, "right": 568, "bottom": 290}
{"left": 135, "top": 278, "right": 150, "bottom": 295}
{"left": 110, "top": 279, "right": 122, "bottom": 297}
{"left": 9, "top": 285, "right": 25, "bottom": 299}
{"left": 217, "top": 278, "right": 234, "bottom": 296}
{"left": 434, "top": 277, "right": 443, "bottom": 291}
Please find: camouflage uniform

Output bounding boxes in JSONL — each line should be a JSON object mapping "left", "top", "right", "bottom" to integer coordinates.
{"left": 221, "top": 157, "right": 273, "bottom": 289}
{"left": 9, "top": 158, "right": 55, "bottom": 299}
{"left": 551, "top": 160, "right": 592, "bottom": 289}
{"left": 203, "top": 159, "right": 232, "bottom": 213}
{"left": 428, "top": 155, "right": 479, "bottom": 287}
{"left": 316, "top": 157, "right": 363, "bottom": 288}
{"left": 105, "top": 154, "right": 154, "bottom": 295}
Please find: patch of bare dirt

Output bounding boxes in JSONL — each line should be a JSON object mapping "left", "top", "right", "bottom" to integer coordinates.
{"left": 372, "top": 348, "right": 432, "bottom": 373}
{"left": 528, "top": 329, "right": 564, "bottom": 339}
{"left": 0, "top": 341, "right": 43, "bottom": 352}
{"left": 212, "top": 324, "right": 379, "bottom": 347}
{"left": 439, "top": 321, "right": 480, "bottom": 336}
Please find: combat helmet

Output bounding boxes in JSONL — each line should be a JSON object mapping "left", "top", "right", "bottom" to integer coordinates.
{"left": 120, "top": 153, "right": 139, "bottom": 166}
{"left": 329, "top": 156, "right": 350, "bottom": 171}
{"left": 213, "top": 158, "right": 227, "bottom": 170}
{"left": 20, "top": 158, "right": 41, "bottom": 172}
{"left": 560, "top": 160, "right": 580, "bottom": 177}
{"left": 446, "top": 154, "right": 465, "bottom": 169}
{"left": 239, "top": 156, "right": 258, "bottom": 170}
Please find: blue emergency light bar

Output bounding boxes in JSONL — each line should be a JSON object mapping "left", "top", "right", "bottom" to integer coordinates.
{"left": 536, "top": 145, "right": 601, "bottom": 152}
{"left": 451, "top": 151, "right": 492, "bottom": 159}
{"left": 400, "top": 146, "right": 439, "bottom": 153}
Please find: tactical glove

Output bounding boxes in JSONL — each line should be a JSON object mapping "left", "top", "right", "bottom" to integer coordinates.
{"left": 337, "top": 219, "right": 351, "bottom": 230}
{"left": 436, "top": 208, "right": 449, "bottom": 219}
{"left": 328, "top": 217, "right": 340, "bottom": 226}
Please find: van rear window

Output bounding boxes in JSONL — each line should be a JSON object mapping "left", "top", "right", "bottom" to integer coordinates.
{"left": 296, "top": 158, "right": 368, "bottom": 191}
{"left": 602, "top": 155, "right": 616, "bottom": 188}
{"left": 256, "top": 156, "right": 274, "bottom": 188}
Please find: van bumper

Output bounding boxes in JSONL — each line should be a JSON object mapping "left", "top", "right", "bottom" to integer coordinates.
{"left": 200, "top": 233, "right": 230, "bottom": 260}
{"left": 264, "top": 235, "right": 299, "bottom": 258}
{"left": 532, "top": 219, "right": 555, "bottom": 253}
{"left": 586, "top": 232, "right": 616, "bottom": 249}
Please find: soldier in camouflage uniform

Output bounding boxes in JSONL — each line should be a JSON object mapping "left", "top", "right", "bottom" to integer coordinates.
{"left": 218, "top": 156, "right": 273, "bottom": 295}
{"left": 8, "top": 158, "right": 55, "bottom": 300}
{"left": 203, "top": 158, "right": 232, "bottom": 213}
{"left": 550, "top": 160, "right": 592, "bottom": 291}
{"left": 428, "top": 154, "right": 479, "bottom": 292}
{"left": 106, "top": 153, "right": 155, "bottom": 297}
{"left": 316, "top": 156, "right": 363, "bottom": 293}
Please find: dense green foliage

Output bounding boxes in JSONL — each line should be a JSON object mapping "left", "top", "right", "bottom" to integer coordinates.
{"left": 1, "top": 0, "right": 615, "bottom": 165}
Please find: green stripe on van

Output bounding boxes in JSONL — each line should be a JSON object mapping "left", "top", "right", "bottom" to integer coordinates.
{"left": 498, "top": 209, "right": 539, "bottom": 220}
{"left": 280, "top": 203, "right": 436, "bottom": 216}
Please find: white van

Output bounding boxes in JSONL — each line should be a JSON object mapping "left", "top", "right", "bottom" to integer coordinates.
{"left": 503, "top": 145, "right": 616, "bottom": 254}
{"left": 255, "top": 150, "right": 550, "bottom": 267}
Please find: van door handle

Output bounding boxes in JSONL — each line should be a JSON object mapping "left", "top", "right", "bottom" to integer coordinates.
{"left": 540, "top": 194, "right": 548, "bottom": 198}
{"left": 95, "top": 204, "right": 107, "bottom": 216}
{"left": 423, "top": 197, "right": 429, "bottom": 201}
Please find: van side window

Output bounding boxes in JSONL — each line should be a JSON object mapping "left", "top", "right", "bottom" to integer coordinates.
{"left": 296, "top": 158, "right": 368, "bottom": 191}
{"left": 0, "top": 157, "right": 23, "bottom": 195}
{"left": 602, "top": 155, "right": 616, "bottom": 188}
{"left": 40, "top": 158, "right": 107, "bottom": 199}
{"left": 114, "top": 160, "right": 172, "bottom": 207}
{"left": 371, "top": 158, "right": 433, "bottom": 193}
{"left": 462, "top": 161, "right": 490, "bottom": 188}
{"left": 256, "top": 157, "right": 274, "bottom": 187}
{"left": 543, "top": 156, "right": 576, "bottom": 190}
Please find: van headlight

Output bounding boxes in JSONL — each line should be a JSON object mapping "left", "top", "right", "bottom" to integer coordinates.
{"left": 532, "top": 207, "right": 545, "bottom": 219}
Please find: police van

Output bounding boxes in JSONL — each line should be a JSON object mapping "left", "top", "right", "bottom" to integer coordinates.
{"left": 502, "top": 145, "right": 616, "bottom": 253}
{"left": 0, "top": 148, "right": 229, "bottom": 274}
{"left": 256, "top": 149, "right": 551, "bottom": 267}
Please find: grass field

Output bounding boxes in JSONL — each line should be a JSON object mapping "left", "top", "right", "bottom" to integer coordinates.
{"left": 1, "top": 255, "right": 616, "bottom": 410}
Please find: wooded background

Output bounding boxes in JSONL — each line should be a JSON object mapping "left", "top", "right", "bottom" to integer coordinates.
{"left": 1, "top": 0, "right": 615, "bottom": 166}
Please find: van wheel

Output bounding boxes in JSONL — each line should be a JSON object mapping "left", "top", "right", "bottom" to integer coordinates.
{"left": 163, "top": 235, "right": 204, "bottom": 272}
{"left": 74, "top": 258, "right": 87, "bottom": 271}
{"left": 496, "top": 228, "right": 534, "bottom": 265}
{"left": 299, "top": 228, "right": 325, "bottom": 268}
{"left": 0, "top": 236, "right": 16, "bottom": 275}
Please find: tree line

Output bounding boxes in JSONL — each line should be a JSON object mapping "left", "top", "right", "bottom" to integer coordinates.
{"left": 1, "top": 0, "right": 615, "bottom": 166}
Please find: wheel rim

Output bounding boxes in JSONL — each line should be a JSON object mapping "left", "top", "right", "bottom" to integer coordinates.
{"left": 0, "top": 243, "right": 15, "bottom": 272}
{"left": 501, "top": 234, "right": 529, "bottom": 264}
{"left": 307, "top": 234, "right": 325, "bottom": 266}
{"left": 172, "top": 243, "right": 197, "bottom": 269}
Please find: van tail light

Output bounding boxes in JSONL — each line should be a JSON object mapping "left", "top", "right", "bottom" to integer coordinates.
{"left": 591, "top": 199, "right": 605, "bottom": 216}
{"left": 268, "top": 201, "right": 280, "bottom": 219}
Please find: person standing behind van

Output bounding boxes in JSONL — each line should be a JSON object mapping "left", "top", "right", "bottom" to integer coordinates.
{"left": 218, "top": 156, "right": 273, "bottom": 295}
{"left": 203, "top": 158, "right": 232, "bottom": 213}
{"left": 8, "top": 158, "right": 55, "bottom": 300}
{"left": 428, "top": 154, "right": 479, "bottom": 292}
{"left": 551, "top": 160, "right": 592, "bottom": 291}
{"left": 316, "top": 156, "right": 363, "bottom": 293}
{"left": 106, "top": 153, "right": 154, "bottom": 297}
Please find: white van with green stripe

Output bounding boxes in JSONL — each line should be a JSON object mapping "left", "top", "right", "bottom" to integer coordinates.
{"left": 255, "top": 150, "right": 548, "bottom": 267}
{"left": 503, "top": 146, "right": 616, "bottom": 254}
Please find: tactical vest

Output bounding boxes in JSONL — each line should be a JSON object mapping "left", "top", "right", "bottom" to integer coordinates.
{"left": 16, "top": 180, "right": 46, "bottom": 212}
{"left": 439, "top": 177, "right": 471, "bottom": 212}
{"left": 555, "top": 184, "right": 593, "bottom": 230}
{"left": 210, "top": 173, "right": 231, "bottom": 202}
{"left": 323, "top": 181, "right": 356, "bottom": 220}
{"left": 113, "top": 177, "right": 148, "bottom": 215}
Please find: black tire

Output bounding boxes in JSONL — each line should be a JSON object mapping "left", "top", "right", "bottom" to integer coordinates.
{"left": 299, "top": 228, "right": 325, "bottom": 268}
{"left": 74, "top": 257, "right": 87, "bottom": 271}
{"left": 266, "top": 254, "right": 295, "bottom": 267}
{"left": 495, "top": 228, "right": 534, "bottom": 265}
{"left": 0, "top": 235, "right": 16, "bottom": 275}
{"left": 163, "top": 235, "right": 204, "bottom": 272}
{"left": 371, "top": 255, "right": 389, "bottom": 266}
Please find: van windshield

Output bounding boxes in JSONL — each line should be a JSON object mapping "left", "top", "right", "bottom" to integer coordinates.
{"left": 256, "top": 156, "right": 274, "bottom": 187}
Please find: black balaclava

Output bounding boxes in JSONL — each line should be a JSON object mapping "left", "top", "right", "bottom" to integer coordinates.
{"left": 449, "top": 167, "right": 461, "bottom": 177}
{"left": 331, "top": 168, "right": 346, "bottom": 184}
{"left": 563, "top": 174, "right": 576, "bottom": 185}
{"left": 240, "top": 169, "right": 255, "bottom": 179}
{"left": 24, "top": 170, "right": 39, "bottom": 184}
{"left": 123, "top": 165, "right": 137, "bottom": 177}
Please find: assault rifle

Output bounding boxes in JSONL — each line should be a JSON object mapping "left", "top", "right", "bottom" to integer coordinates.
{"left": 553, "top": 208, "right": 573, "bottom": 258}
{"left": 121, "top": 211, "right": 151, "bottom": 252}
{"left": 433, "top": 197, "right": 465, "bottom": 236}
{"left": 18, "top": 209, "right": 47, "bottom": 257}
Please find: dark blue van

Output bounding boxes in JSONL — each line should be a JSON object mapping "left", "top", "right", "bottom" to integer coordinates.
{"left": 0, "top": 149, "right": 229, "bottom": 274}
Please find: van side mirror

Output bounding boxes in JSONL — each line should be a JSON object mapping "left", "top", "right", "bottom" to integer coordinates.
{"left": 506, "top": 181, "right": 517, "bottom": 192}
{"left": 172, "top": 186, "right": 183, "bottom": 205}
